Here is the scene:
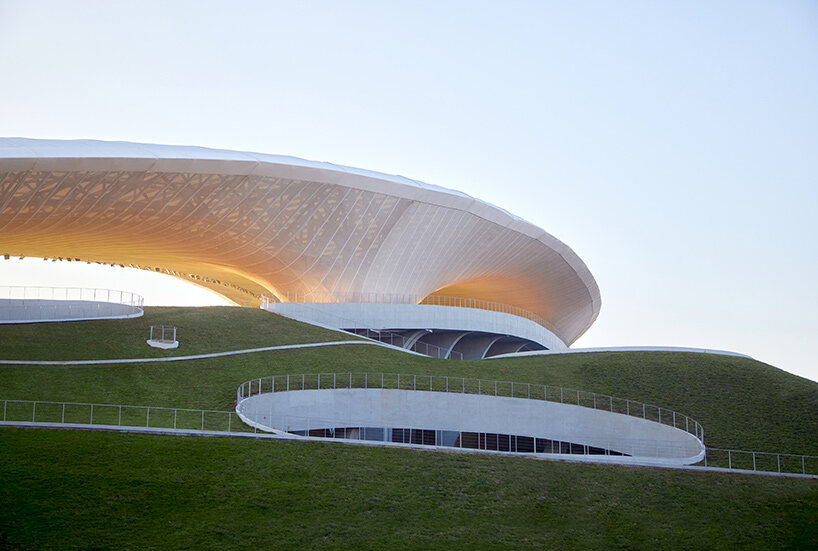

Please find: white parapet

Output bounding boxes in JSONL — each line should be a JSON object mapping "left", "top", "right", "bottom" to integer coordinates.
{"left": 237, "top": 387, "right": 704, "bottom": 465}
{"left": 0, "top": 286, "right": 144, "bottom": 324}
{"left": 265, "top": 302, "right": 567, "bottom": 351}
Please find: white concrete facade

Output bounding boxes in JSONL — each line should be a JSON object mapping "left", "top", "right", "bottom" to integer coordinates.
{"left": 0, "top": 298, "right": 143, "bottom": 323}
{"left": 237, "top": 388, "right": 705, "bottom": 464}
{"left": 0, "top": 138, "right": 601, "bottom": 347}
{"left": 266, "top": 302, "right": 568, "bottom": 350}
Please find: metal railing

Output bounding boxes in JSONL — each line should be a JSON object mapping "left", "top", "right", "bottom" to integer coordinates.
{"left": 149, "top": 325, "right": 177, "bottom": 343}
{"left": 350, "top": 329, "right": 463, "bottom": 360}
{"left": 2, "top": 397, "right": 814, "bottom": 475}
{"left": 702, "top": 447, "right": 817, "bottom": 476}
{"left": 235, "top": 372, "right": 704, "bottom": 442}
{"left": 0, "top": 399, "right": 245, "bottom": 433}
{"left": 263, "top": 291, "right": 557, "bottom": 334}
{"left": 261, "top": 295, "right": 464, "bottom": 359}
{"left": 0, "top": 286, "right": 144, "bottom": 322}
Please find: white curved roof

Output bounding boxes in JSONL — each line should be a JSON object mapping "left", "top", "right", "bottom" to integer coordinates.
{"left": 0, "top": 138, "right": 601, "bottom": 344}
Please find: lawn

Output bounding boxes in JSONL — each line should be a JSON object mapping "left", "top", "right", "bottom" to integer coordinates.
{"left": 1, "top": 344, "right": 815, "bottom": 454}
{"left": 0, "top": 428, "right": 815, "bottom": 551}
{"left": 1, "top": 307, "right": 816, "bottom": 550}
{"left": 0, "top": 306, "right": 356, "bottom": 360}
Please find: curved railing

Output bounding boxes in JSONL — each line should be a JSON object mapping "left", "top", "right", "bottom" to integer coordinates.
{"left": 2, "top": 397, "right": 814, "bottom": 475}
{"left": 0, "top": 286, "right": 144, "bottom": 323}
{"left": 264, "top": 292, "right": 558, "bottom": 335}
{"left": 236, "top": 372, "right": 704, "bottom": 443}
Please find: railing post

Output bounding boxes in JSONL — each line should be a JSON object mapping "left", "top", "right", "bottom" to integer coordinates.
{"left": 228, "top": 413, "right": 232, "bottom": 433}
{"left": 61, "top": 403, "right": 65, "bottom": 423}
{"left": 32, "top": 401, "right": 36, "bottom": 422}
{"left": 146, "top": 407, "right": 150, "bottom": 427}
{"left": 752, "top": 452, "right": 756, "bottom": 471}
{"left": 90, "top": 404, "right": 94, "bottom": 424}
{"left": 201, "top": 410, "right": 204, "bottom": 431}
{"left": 118, "top": 405, "right": 121, "bottom": 425}
{"left": 643, "top": 403, "right": 646, "bottom": 418}
{"left": 365, "top": 373, "right": 367, "bottom": 389}
{"left": 609, "top": 396, "right": 612, "bottom": 412}
{"left": 478, "top": 380, "right": 481, "bottom": 394}
{"left": 803, "top": 456, "right": 806, "bottom": 475}
{"left": 626, "top": 400, "right": 629, "bottom": 416}
{"left": 777, "top": 454, "right": 781, "bottom": 473}
{"left": 174, "top": 410, "right": 177, "bottom": 429}
{"left": 728, "top": 450, "right": 732, "bottom": 469}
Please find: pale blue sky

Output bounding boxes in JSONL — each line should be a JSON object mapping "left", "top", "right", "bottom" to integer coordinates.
{"left": 1, "top": 1, "right": 816, "bottom": 381}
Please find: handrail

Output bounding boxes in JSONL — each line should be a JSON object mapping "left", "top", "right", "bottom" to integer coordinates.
{"left": 702, "top": 447, "right": 817, "bottom": 476}
{"left": 0, "top": 286, "right": 144, "bottom": 322}
{"left": 2, "top": 397, "right": 814, "bottom": 475}
{"left": 0, "top": 286, "right": 144, "bottom": 307}
{"left": 351, "top": 329, "right": 463, "bottom": 360}
{"left": 0, "top": 398, "right": 244, "bottom": 433}
{"left": 235, "top": 372, "right": 705, "bottom": 443}
{"left": 264, "top": 291, "right": 558, "bottom": 334}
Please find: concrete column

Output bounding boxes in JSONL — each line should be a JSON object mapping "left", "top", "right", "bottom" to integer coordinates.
{"left": 485, "top": 340, "right": 532, "bottom": 358}
{"left": 402, "top": 329, "right": 431, "bottom": 350}
{"left": 417, "top": 331, "right": 471, "bottom": 359}
{"left": 451, "top": 333, "right": 505, "bottom": 360}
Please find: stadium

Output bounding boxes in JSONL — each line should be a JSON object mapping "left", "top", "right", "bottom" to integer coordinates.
{"left": 0, "top": 138, "right": 599, "bottom": 358}
{"left": 0, "top": 138, "right": 815, "bottom": 550}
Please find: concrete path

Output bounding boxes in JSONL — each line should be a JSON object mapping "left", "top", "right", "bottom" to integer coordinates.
{"left": 2, "top": 421, "right": 814, "bottom": 479}
{"left": 0, "top": 339, "right": 414, "bottom": 366}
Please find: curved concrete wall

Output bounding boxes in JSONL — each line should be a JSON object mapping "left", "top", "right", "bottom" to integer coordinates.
{"left": 238, "top": 388, "right": 704, "bottom": 464}
{"left": 0, "top": 299, "right": 143, "bottom": 323}
{"left": 266, "top": 302, "right": 567, "bottom": 350}
{"left": 0, "top": 138, "right": 600, "bottom": 344}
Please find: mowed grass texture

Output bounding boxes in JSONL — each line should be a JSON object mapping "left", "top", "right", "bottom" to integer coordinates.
{"left": 0, "top": 345, "right": 815, "bottom": 454}
{"left": 0, "top": 429, "right": 816, "bottom": 551}
{"left": 0, "top": 306, "right": 356, "bottom": 360}
{"left": 1, "top": 307, "right": 817, "bottom": 550}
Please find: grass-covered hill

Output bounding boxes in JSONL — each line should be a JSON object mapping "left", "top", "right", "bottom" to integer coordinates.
{"left": 0, "top": 306, "right": 357, "bottom": 360}
{"left": 1, "top": 307, "right": 816, "bottom": 550}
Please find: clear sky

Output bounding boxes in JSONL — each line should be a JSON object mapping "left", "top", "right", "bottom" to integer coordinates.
{"left": 1, "top": 1, "right": 816, "bottom": 381}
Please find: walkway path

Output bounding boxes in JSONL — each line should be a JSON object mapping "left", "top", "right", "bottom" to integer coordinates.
{"left": 3, "top": 421, "right": 814, "bottom": 479}
{"left": 0, "top": 339, "right": 415, "bottom": 366}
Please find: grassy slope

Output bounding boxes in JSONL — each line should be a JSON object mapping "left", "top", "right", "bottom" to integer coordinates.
{"left": 1, "top": 307, "right": 817, "bottom": 550}
{"left": 0, "top": 429, "right": 816, "bottom": 551}
{"left": 0, "top": 306, "right": 356, "bottom": 360}
{"left": 1, "top": 345, "right": 815, "bottom": 453}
